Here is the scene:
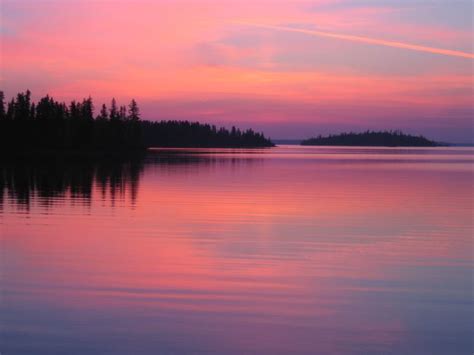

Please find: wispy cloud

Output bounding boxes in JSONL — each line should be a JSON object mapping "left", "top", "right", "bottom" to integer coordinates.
{"left": 234, "top": 22, "right": 474, "bottom": 59}
{"left": 2, "top": 0, "right": 473, "bottom": 142}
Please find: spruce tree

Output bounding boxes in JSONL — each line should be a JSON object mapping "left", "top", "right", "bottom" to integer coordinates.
{"left": 0, "top": 91, "right": 5, "bottom": 120}
{"left": 128, "top": 99, "right": 140, "bottom": 121}
{"left": 110, "top": 98, "right": 118, "bottom": 121}
{"left": 98, "top": 104, "right": 108, "bottom": 121}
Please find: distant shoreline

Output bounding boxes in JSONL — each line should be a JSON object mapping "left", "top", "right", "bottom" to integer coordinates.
{"left": 300, "top": 131, "right": 445, "bottom": 147}
{"left": 274, "top": 140, "right": 473, "bottom": 147}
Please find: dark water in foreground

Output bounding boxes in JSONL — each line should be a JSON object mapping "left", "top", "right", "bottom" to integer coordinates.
{"left": 1, "top": 146, "right": 473, "bottom": 355}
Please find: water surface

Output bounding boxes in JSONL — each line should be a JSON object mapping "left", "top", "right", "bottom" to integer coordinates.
{"left": 1, "top": 146, "right": 473, "bottom": 354}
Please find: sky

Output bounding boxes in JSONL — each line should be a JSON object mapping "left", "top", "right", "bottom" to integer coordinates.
{"left": 1, "top": 0, "right": 473, "bottom": 142}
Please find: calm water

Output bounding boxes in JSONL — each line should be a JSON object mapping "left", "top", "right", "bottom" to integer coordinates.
{"left": 1, "top": 146, "right": 473, "bottom": 355}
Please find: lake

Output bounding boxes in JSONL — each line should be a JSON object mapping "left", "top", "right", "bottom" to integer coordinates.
{"left": 1, "top": 146, "right": 473, "bottom": 354}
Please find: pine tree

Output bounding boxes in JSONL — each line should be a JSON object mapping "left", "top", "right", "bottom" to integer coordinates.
{"left": 15, "top": 90, "right": 31, "bottom": 120}
{"left": 0, "top": 91, "right": 5, "bottom": 120}
{"left": 30, "top": 103, "right": 36, "bottom": 120}
{"left": 82, "top": 97, "right": 94, "bottom": 121}
{"left": 128, "top": 99, "right": 140, "bottom": 121}
{"left": 70, "top": 100, "right": 80, "bottom": 120}
{"left": 119, "top": 105, "right": 127, "bottom": 121}
{"left": 110, "top": 98, "right": 118, "bottom": 121}
{"left": 98, "top": 104, "right": 108, "bottom": 121}
{"left": 6, "top": 99, "right": 15, "bottom": 120}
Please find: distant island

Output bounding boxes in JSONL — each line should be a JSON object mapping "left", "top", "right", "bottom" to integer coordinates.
{"left": 0, "top": 90, "right": 274, "bottom": 154}
{"left": 301, "top": 131, "right": 442, "bottom": 147}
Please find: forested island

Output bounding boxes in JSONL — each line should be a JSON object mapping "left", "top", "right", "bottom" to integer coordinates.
{"left": 0, "top": 90, "right": 274, "bottom": 153}
{"left": 301, "top": 131, "right": 441, "bottom": 147}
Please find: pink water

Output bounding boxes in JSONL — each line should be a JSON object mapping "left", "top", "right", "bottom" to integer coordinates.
{"left": 1, "top": 146, "right": 473, "bottom": 354}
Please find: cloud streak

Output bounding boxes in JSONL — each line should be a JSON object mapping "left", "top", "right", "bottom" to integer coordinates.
{"left": 235, "top": 22, "right": 474, "bottom": 59}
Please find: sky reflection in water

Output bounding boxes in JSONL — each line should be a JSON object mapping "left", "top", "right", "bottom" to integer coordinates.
{"left": 1, "top": 146, "right": 473, "bottom": 354}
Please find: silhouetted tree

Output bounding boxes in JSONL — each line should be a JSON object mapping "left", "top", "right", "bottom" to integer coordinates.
{"left": 70, "top": 100, "right": 80, "bottom": 121}
{"left": 128, "top": 99, "right": 140, "bottom": 121}
{"left": 0, "top": 90, "right": 274, "bottom": 152}
{"left": 14, "top": 90, "right": 31, "bottom": 121}
{"left": 81, "top": 97, "right": 94, "bottom": 121}
{"left": 301, "top": 131, "right": 439, "bottom": 147}
{"left": 6, "top": 99, "right": 15, "bottom": 120}
{"left": 110, "top": 98, "right": 118, "bottom": 121}
{"left": 30, "top": 103, "right": 36, "bottom": 120}
{"left": 141, "top": 120, "right": 274, "bottom": 148}
{"left": 119, "top": 105, "right": 127, "bottom": 121}
{"left": 97, "top": 104, "right": 108, "bottom": 121}
{"left": 0, "top": 91, "right": 5, "bottom": 120}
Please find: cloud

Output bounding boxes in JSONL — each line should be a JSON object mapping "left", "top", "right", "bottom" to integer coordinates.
{"left": 2, "top": 0, "right": 472, "bottom": 142}
{"left": 234, "top": 22, "right": 474, "bottom": 59}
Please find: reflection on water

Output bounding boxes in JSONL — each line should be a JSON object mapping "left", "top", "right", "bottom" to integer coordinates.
{"left": 1, "top": 146, "right": 473, "bottom": 354}
{"left": 0, "top": 156, "right": 144, "bottom": 210}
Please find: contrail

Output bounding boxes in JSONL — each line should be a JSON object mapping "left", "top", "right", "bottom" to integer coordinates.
{"left": 234, "top": 22, "right": 474, "bottom": 60}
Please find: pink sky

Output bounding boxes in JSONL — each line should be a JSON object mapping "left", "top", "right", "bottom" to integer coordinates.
{"left": 1, "top": 0, "right": 473, "bottom": 142}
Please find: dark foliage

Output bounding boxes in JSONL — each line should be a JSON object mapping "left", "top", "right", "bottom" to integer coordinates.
{"left": 141, "top": 120, "right": 274, "bottom": 148}
{"left": 0, "top": 90, "right": 274, "bottom": 152}
{"left": 301, "top": 130, "right": 441, "bottom": 147}
{"left": 0, "top": 90, "right": 142, "bottom": 151}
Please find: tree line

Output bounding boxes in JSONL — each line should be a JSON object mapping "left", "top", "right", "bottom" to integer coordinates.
{"left": 142, "top": 120, "right": 273, "bottom": 148}
{"left": 0, "top": 90, "right": 142, "bottom": 151}
{"left": 301, "top": 130, "right": 440, "bottom": 147}
{"left": 0, "top": 90, "right": 274, "bottom": 152}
